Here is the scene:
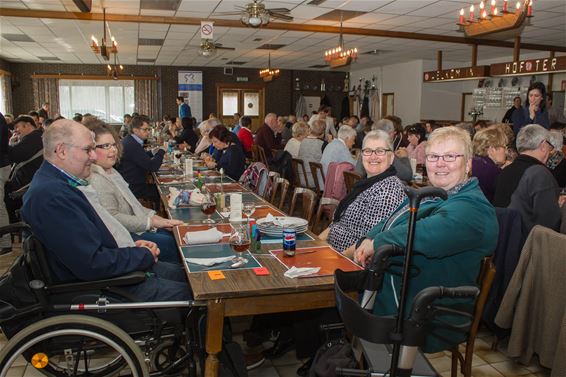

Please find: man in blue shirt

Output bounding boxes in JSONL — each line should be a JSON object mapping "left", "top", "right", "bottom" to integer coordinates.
{"left": 176, "top": 96, "right": 192, "bottom": 119}
{"left": 21, "top": 119, "right": 190, "bottom": 301}
{"left": 231, "top": 113, "right": 241, "bottom": 134}
{"left": 117, "top": 115, "right": 165, "bottom": 209}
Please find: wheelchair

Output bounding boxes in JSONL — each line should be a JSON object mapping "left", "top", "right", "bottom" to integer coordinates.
{"left": 0, "top": 223, "right": 207, "bottom": 376}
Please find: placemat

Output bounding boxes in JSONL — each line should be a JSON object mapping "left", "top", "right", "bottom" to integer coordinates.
{"left": 182, "top": 243, "right": 261, "bottom": 273}
{"left": 174, "top": 223, "right": 234, "bottom": 246}
{"left": 260, "top": 232, "right": 314, "bottom": 244}
{"left": 168, "top": 207, "right": 224, "bottom": 222}
{"left": 252, "top": 206, "right": 284, "bottom": 218}
{"left": 205, "top": 183, "right": 245, "bottom": 194}
{"left": 270, "top": 246, "right": 362, "bottom": 277}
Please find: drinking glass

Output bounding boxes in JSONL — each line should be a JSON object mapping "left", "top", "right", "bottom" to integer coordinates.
{"left": 242, "top": 202, "right": 255, "bottom": 225}
{"left": 200, "top": 192, "right": 216, "bottom": 224}
{"left": 220, "top": 206, "right": 231, "bottom": 220}
{"left": 229, "top": 225, "right": 250, "bottom": 265}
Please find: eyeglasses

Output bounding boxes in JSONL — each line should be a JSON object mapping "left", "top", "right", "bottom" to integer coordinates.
{"left": 543, "top": 139, "right": 555, "bottom": 151}
{"left": 139, "top": 127, "right": 151, "bottom": 132}
{"left": 361, "top": 148, "right": 392, "bottom": 156}
{"left": 96, "top": 143, "right": 118, "bottom": 150}
{"left": 63, "top": 143, "right": 96, "bottom": 154}
{"left": 425, "top": 154, "right": 464, "bottom": 162}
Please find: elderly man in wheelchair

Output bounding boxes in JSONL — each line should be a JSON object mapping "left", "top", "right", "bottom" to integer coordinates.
{"left": 0, "top": 120, "right": 204, "bottom": 376}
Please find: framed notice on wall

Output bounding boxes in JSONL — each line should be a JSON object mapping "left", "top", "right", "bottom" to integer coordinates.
{"left": 178, "top": 71, "right": 203, "bottom": 122}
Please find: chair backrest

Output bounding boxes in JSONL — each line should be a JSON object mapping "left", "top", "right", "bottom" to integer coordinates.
{"left": 264, "top": 171, "right": 280, "bottom": 200}
{"left": 343, "top": 170, "right": 363, "bottom": 194}
{"left": 239, "top": 162, "right": 269, "bottom": 195}
{"left": 451, "top": 256, "right": 496, "bottom": 377}
{"left": 270, "top": 177, "right": 290, "bottom": 210}
{"left": 256, "top": 145, "right": 269, "bottom": 166}
{"left": 251, "top": 144, "right": 260, "bottom": 162}
{"left": 23, "top": 234, "right": 55, "bottom": 287}
{"left": 309, "top": 161, "right": 325, "bottom": 196}
{"left": 291, "top": 158, "right": 309, "bottom": 188}
{"left": 313, "top": 197, "right": 340, "bottom": 234}
{"left": 289, "top": 187, "right": 317, "bottom": 225}
{"left": 323, "top": 162, "right": 355, "bottom": 201}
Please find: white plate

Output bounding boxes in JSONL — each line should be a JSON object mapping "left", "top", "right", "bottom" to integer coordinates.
{"left": 256, "top": 216, "right": 308, "bottom": 228}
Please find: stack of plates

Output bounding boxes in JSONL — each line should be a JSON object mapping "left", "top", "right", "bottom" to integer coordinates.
{"left": 256, "top": 217, "right": 309, "bottom": 236}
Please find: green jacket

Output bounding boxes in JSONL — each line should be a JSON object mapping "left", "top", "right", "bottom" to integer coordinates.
{"left": 366, "top": 178, "right": 498, "bottom": 352}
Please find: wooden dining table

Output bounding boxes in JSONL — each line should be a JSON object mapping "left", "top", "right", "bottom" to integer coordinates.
{"left": 153, "top": 165, "right": 355, "bottom": 377}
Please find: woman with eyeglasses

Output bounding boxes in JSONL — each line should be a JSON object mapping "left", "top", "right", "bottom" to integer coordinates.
{"left": 471, "top": 126, "right": 509, "bottom": 203}
{"left": 84, "top": 119, "right": 183, "bottom": 264}
{"left": 320, "top": 130, "right": 405, "bottom": 256}
{"left": 354, "top": 126, "right": 498, "bottom": 352}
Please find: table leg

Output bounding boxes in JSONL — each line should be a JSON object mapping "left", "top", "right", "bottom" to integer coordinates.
{"left": 204, "top": 299, "right": 225, "bottom": 377}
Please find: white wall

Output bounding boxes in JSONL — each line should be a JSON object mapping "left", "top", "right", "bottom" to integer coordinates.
{"left": 349, "top": 60, "right": 424, "bottom": 125}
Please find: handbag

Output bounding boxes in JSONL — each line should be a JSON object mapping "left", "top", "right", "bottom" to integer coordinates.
{"left": 309, "top": 337, "right": 357, "bottom": 377}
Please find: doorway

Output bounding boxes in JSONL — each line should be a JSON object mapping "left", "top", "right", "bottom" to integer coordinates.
{"left": 381, "top": 93, "right": 394, "bottom": 117}
{"left": 461, "top": 92, "right": 473, "bottom": 122}
{"left": 217, "top": 84, "right": 265, "bottom": 132}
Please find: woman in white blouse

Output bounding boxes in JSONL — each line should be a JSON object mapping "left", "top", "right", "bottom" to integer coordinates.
{"left": 283, "top": 121, "right": 309, "bottom": 158}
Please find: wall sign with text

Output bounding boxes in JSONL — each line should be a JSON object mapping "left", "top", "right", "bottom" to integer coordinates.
{"left": 490, "top": 56, "right": 566, "bottom": 76}
{"left": 423, "top": 66, "right": 489, "bottom": 82}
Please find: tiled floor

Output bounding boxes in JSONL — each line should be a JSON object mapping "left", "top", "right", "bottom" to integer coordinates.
{"left": 0, "top": 245, "right": 552, "bottom": 377}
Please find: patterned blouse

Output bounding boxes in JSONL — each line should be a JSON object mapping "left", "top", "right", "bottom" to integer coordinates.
{"left": 327, "top": 176, "right": 406, "bottom": 252}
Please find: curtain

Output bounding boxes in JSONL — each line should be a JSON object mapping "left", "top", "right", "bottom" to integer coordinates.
{"left": 32, "top": 77, "right": 59, "bottom": 117}
{"left": 295, "top": 94, "right": 307, "bottom": 119}
{"left": 134, "top": 79, "right": 158, "bottom": 120}
{"left": 0, "top": 75, "right": 12, "bottom": 115}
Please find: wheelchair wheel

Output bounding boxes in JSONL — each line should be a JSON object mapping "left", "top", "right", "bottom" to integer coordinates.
{"left": 0, "top": 315, "right": 149, "bottom": 377}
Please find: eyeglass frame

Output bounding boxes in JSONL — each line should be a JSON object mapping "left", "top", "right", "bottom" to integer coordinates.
{"left": 425, "top": 154, "right": 465, "bottom": 162}
{"left": 361, "top": 147, "right": 392, "bottom": 157}
{"left": 95, "top": 142, "right": 118, "bottom": 150}
{"left": 59, "top": 143, "right": 97, "bottom": 154}
{"left": 543, "top": 139, "right": 554, "bottom": 151}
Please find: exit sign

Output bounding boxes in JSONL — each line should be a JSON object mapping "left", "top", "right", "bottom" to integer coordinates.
{"left": 236, "top": 76, "right": 248, "bottom": 82}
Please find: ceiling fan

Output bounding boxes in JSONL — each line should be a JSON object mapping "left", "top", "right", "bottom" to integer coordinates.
{"left": 213, "top": 0, "right": 293, "bottom": 27}
{"left": 199, "top": 39, "right": 235, "bottom": 57}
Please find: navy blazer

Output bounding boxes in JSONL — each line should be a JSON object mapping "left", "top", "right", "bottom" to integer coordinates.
{"left": 117, "top": 135, "right": 165, "bottom": 195}
{"left": 21, "top": 161, "right": 154, "bottom": 282}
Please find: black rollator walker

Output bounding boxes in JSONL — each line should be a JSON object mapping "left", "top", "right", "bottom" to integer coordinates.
{"left": 333, "top": 187, "right": 480, "bottom": 377}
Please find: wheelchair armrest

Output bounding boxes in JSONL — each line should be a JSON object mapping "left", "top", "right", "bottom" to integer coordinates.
{"left": 8, "top": 183, "right": 30, "bottom": 200}
{"left": 0, "top": 222, "right": 31, "bottom": 237}
{"left": 47, "top": 272, "right": 147, "bottom": 294}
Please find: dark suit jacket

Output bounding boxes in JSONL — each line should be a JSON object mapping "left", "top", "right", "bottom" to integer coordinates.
{"left": 116, "top": 135, "right": 165, "bottom": 197}
{"left": 21, "top": 161, "right": 154, "bottom": 282}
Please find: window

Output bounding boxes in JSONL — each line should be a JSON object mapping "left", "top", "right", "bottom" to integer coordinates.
{"left": 59, "top": 79, "right": 134, "bottom": 123}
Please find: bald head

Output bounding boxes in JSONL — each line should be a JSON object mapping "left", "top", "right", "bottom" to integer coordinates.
{"left": 44, "top": 119, "right": 97, "bottom": 178}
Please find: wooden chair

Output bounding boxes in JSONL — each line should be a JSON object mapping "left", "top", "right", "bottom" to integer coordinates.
{"left": 351, "top": 148, "right": 361, "bottom": 160}
{"left": 450, "top": 256, "right": 496, "bottom": 377}
{"left": 270, "top": 177, "right": 290, "bottom": 211}
{"left": 251, "top": 144, "right": 260, "bottom": 162}
{"left": 313, "top": 197, "right": 340, "bottom": 234}
{"left": 264, "top": 171, "right": 280, "bottom": 200}
{"left": 289, "top": 187, "right": 317, "bottom": 225}
{"left": 309, "top": 161, "right": 325, "bottom": 196}
{"left": 343, "top": 170, "right": 363, "bottom": 194}
{"left": 256, "top": 145, "right": 270, "bottom": 166}
{"left": 291, "top": 158, "right": 309, "bottom": 189}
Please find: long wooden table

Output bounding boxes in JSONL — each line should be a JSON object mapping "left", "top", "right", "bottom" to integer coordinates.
{"left": 154, "top": 166, "right": 345, "bottom": 377}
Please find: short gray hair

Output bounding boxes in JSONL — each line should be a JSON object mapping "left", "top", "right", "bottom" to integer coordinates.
{"left": 310, "top": 120, "right": 325, "bottom": 137}
{"left": 548, "top": 130, "right": 564, "bottom": 151}
{"left": 372, "top": 118, "right": 395, "bottom": 134}
{"left": 363, "top": 130, "right": 392, "bottom": 150}
{"left": 426, "top": 126, "right": 473, "bottom": 161}
{"left": 292, "top": 122, "right": 309, "bottom": 138}
{"left": 337, "top": 125, "right": 356, "bottom": 142}
{"left": 43, "top": 119, "right": 82, "bottom": 159}
{"left": 516, "top": 124, "right": 549, "bottom": 153}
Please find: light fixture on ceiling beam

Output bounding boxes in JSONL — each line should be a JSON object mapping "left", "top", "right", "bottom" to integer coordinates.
{"left": 324, "top": 16, "right": 358, "bottom": 69}
{"left": 259, "top": 52, "right": 280, "bottom": 82}
{"left": 106, "top": 53, "right": 124, "bottom": 80}
{"left": 457, "top": 0, "right": 533, "bottom": 39}
{"left": 241, "top": 1, "right": 270, "bottom": 27}
{"left": 199, "top": 39, "right": 216, "bottom": 57}
{"left": 90, "top": 8, "right": 118, "bottom": 61}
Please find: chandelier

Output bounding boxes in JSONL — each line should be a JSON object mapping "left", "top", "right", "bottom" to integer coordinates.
{"left": 90, "top": 8, "right": 118, "bottom": 61}
{"left": 107, "top": 54, "right": 124, "bottom": 80}
{"left": 457, "top": 0, "right": 533, "bottom": 39}
{"left": 259, "top": 53, "right": 280, "bottom": 82}
{"left": 324, "top": 19, "right": 358, "bottom": 69}
{"left": 241, "top": 1, "right": 270, "bottom": 27}
{"left": 199, "top": 39, "right": 216, "bottom": 57}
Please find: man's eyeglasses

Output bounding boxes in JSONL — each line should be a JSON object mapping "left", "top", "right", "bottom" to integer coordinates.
{"left": 543, "top": 139, "right": 555, "bottom": 151}
{"left": 96, "top": 143, "right": 118, "bottom": 150}
{"left": 63, "top": 143, "right": 96, "bottom": 154}
{"left": 425, "top": 154, "right": 464, "bottom": 162}
{"left": 361, "top": 148, "right": 392, "bottom": 156}
{"left": 139, "top": 127, "right": 151, "bottom": 132}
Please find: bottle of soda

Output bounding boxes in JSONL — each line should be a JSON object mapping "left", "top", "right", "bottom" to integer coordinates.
{"left": 283, "top": 228, "right": 296, "bottom": 257}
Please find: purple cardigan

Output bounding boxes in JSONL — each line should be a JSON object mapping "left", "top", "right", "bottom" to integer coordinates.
{"left": 472, "top": 155, "right": 501, "bottom": 203}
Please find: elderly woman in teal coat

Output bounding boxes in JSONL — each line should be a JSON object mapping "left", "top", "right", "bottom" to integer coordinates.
{"left": 354, "top": 126, "right": 498, "bottom": 353}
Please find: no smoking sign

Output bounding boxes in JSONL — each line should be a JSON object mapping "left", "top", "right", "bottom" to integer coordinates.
{"left": 200, "top": 21, "right": 214, "bottom": 39}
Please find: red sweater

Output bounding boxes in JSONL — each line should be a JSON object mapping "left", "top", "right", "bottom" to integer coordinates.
{"left": 237, "top": 127, "right": 253, "bottom": 154}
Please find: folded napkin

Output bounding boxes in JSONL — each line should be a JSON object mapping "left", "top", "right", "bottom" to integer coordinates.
{"left": 284, "top": 266, "right": 321, "bottom": 279}
{"left": 183, "top": 227, "right": 224, "bottom": 245}
{"left": 185, "top": 256, "right": 234, "bottom": 266}
{"left": 168, "top": 188, "right": 205, "bottom": 208}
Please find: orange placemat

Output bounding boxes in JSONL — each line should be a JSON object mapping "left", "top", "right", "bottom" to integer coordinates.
{"left": 252, "top": 206, "right": 284, "bottom": 218}
{"left": 270, "top": 246, "right": 363, "bottom": 277}
{"left": 157, "top": 176, "right": 188, "bottom": 184}
{"left": 205, "top": 183, "right": 245, "bottom": 193}
{"left": 174, "top": 223, "right": 234, "bottom": 246}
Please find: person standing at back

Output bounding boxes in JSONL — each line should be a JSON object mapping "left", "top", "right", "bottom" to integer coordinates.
{"left": 116, "top": 115, "right": 165, "bottom": 209}
{"left": 511, "top": 82, "right": 550, "bottom": 135}
{"left": 176, "top": 96, "right": 192, "bottom": 119}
